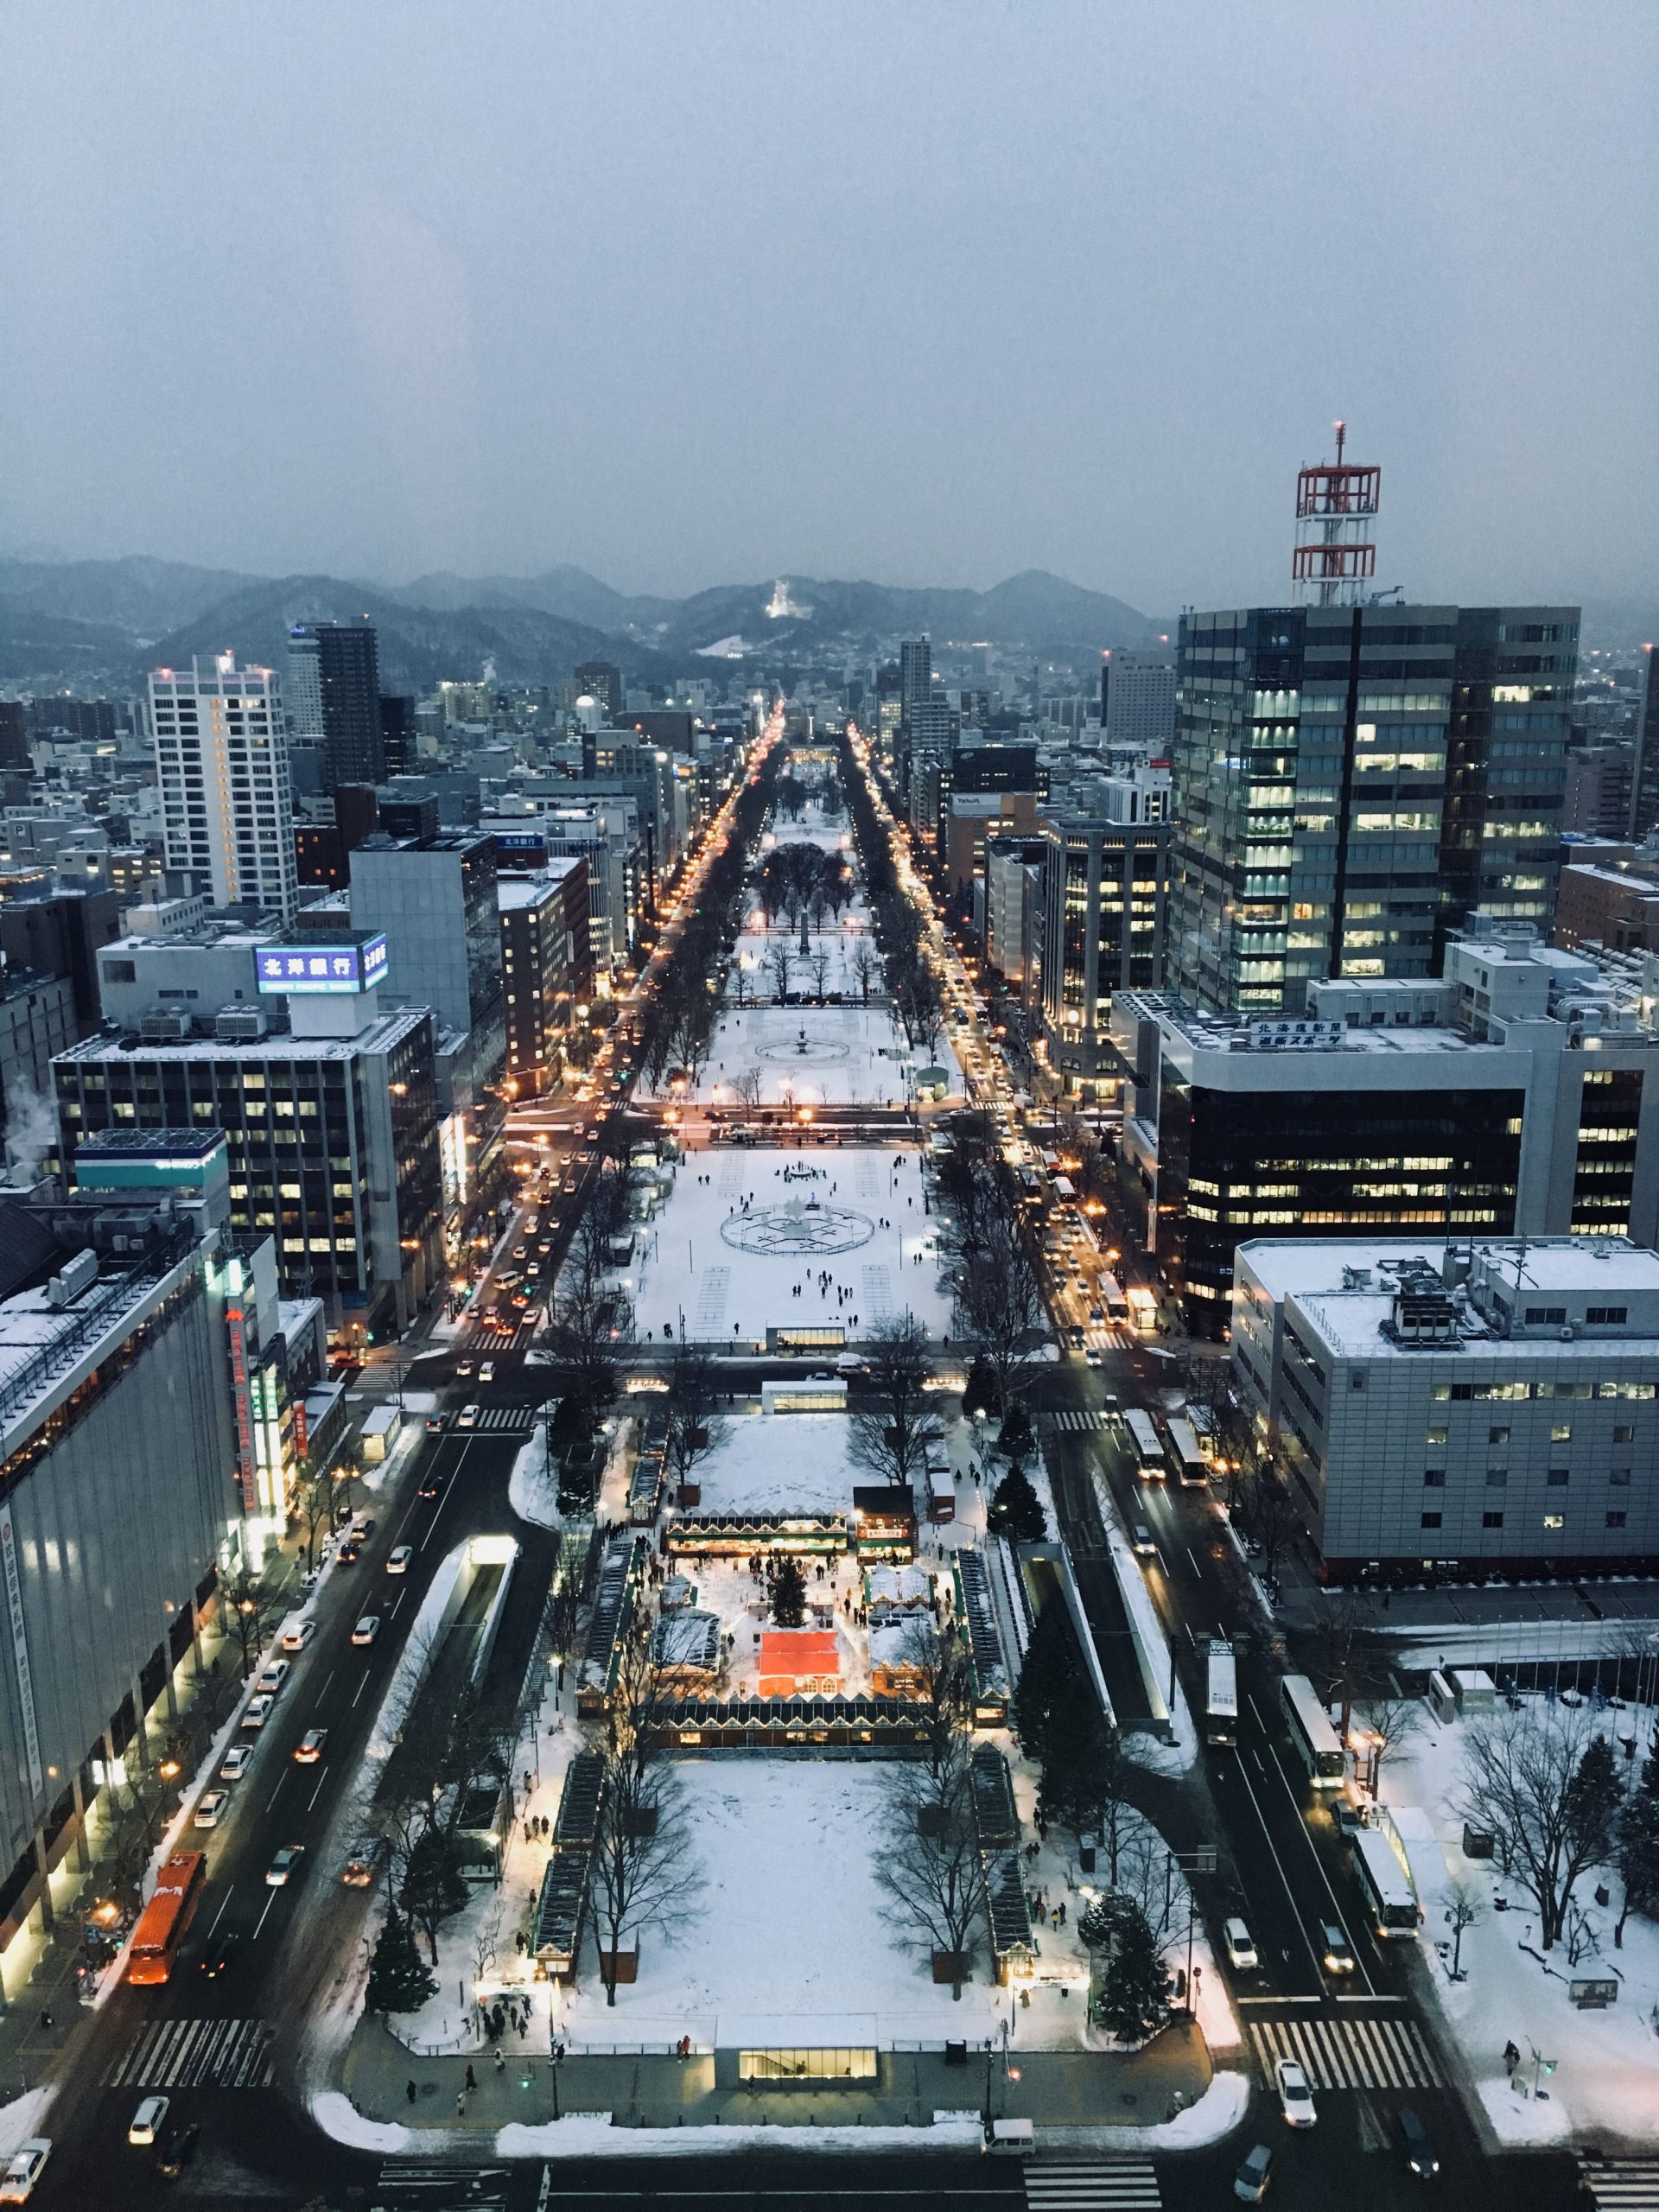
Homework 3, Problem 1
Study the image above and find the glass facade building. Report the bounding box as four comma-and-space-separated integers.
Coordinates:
1170, 604, 1579, 1016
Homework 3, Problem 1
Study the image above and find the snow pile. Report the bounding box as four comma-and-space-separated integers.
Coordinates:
0, 2088, 54, 2161
495, 2113, 983, 2158
308, 2090, 411, 2153
509, 1423, 558, 1529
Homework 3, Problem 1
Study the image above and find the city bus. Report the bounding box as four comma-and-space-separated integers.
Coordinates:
1205, 1640, 1238, 1746
1099, 1274, 1129, 1323
125, 1851, 207, 1986
1353, 1825, 1421, 1940
1122, 1408, 1164, 1478
1164, 1416, 1208, 1486
1280, 1675, 1347, 1787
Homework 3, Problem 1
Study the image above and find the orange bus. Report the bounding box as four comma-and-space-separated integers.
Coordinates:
125, 1851, 207, 1986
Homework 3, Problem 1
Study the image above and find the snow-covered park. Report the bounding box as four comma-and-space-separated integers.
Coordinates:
695, 1003, 957, 1109
1376, 1695, 1659, 2147
621, 1145, 957, 1346
553, 1761, 1014, 2050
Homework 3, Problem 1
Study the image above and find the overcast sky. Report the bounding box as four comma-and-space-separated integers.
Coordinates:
2, 2, 1654, 613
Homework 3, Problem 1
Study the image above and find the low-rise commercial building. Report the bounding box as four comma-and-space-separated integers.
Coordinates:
1232, 1236, 1659, 1578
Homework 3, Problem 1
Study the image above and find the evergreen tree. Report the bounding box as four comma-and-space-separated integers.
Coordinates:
988, 1466, 1046, 1543
962, 1357, 1001, 1421
772, 1557, 807, 1627
365, 1909, 437, 2016
1038, 1703, 1127, 1872
999, 1404, 1034, 1458
1014, 1602, 1079, 1769
1091, 1897, 1171, 2044
1617, 1747, 1659, 1944
1569, 1732, 1624, 1865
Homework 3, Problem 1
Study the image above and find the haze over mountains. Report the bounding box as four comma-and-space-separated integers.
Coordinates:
0, 555, 1160, 690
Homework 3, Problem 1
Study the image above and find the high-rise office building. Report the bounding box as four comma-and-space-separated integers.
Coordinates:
378, 693, 416, 777
1099, 651, 1176, 751
149, 653, 299, 920
288, 622, 383, 790
574, 662, 623, 721
1630, 646, 1659, 842
1169, 603, 1579, 1016
899, 638, 932, 731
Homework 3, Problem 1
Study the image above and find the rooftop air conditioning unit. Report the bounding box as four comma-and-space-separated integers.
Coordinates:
139, 1008, 192, 1042
216, 1007, 269, 1042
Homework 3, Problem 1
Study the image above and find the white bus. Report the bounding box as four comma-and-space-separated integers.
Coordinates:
1100, 1274, 1129, 1323
1280, 1675, 1346, 1787
1205, 1640, 1238, 1746
1353, 1826, 1420, 1940
1165, 1416, 1207, 1486
1122, 1409, 1164, 1478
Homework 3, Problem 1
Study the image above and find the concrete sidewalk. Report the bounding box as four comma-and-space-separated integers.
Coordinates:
343, 2012, 1211, 2134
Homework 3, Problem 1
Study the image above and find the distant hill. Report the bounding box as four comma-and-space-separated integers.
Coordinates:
139, 577, 677, 694
0, 555, 260, 640
0, 553, 1158, 686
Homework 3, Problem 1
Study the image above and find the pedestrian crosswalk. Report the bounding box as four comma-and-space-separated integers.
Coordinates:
1249, 2013, 1441, 2091
105, 2015, 276, 2089
1044, 1408, 1109, 1434
377, 2159, 510, 2205
1026, 2159, 1160, 2210
1583, 2162, 1659, 2209
467, 1405, 536, 1433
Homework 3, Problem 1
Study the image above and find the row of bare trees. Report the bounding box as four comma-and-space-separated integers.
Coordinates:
932, 1111, 1049, 1416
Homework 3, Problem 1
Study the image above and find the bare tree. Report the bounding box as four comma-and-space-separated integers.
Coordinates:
849, 1312, 933, 1491
732, 959, 753, 1010
893, 1612, 975, 1786
1458, 1705, 1623, 1949
732, 1065, 765, 1111
874, 1742, 984, 1998
664, 1344, 725, 1491
1355, 1692, 1427, 1794
221, 1566, 285, 1679
588, 1621, 705, 2005
1445, 1878, 1484, 1979
1236, 1451, 1300, 1586
766, 942, 793, 1006
950, 1213, 1048, 1411
294, 1459, 337, 1574
805, 947, 831, 1000
1307, 1588, 1391, 1747
850, 944, 881, 1006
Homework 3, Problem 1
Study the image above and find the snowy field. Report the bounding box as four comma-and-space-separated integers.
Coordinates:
557, 1761, 1013, 2048
1377, 1699, 1659, 2146
621, 1147, 956, 1346
690, 1412, 861, 1514
695, 1003, 956, 1109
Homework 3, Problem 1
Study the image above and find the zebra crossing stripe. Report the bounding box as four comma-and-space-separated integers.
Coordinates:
1025, 2162, 1160, 2210
1583, 2162, 1659, 2209
1249, 2016, 1439, 2093
105, 2016, 275, 2090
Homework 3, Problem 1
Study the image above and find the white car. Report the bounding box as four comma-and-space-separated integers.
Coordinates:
192, 1790, 229, 1829
387, 1545, 413, 1573
127, 2096, 168, 2145
479, 1361, 496, 1384
240, 1694, 274, 1730
280, 1619, 316, 1653
0, 2142, 49, 2202
1224, 1916, 1257, 1971
265, 1845, 304, 1887
219, 1744, 252, 1781
457, 1403, 480, 1429
1275, 2056, 1317, 2128
351, 1616, 381, 1646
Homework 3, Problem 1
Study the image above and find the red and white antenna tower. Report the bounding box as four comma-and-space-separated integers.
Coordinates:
1293, 421, 1381, 607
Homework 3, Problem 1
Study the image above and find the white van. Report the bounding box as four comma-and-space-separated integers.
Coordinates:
254, 1658, 291, 1697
